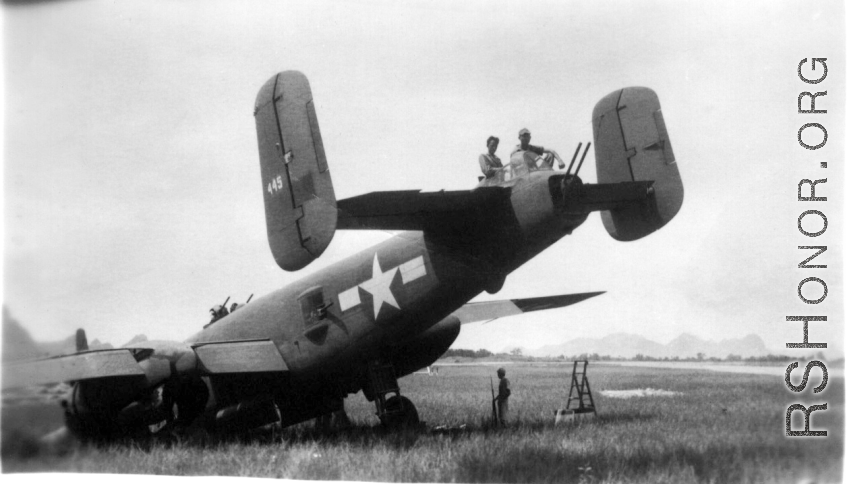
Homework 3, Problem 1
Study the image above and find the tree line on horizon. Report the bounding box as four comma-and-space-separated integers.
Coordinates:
441, 348, 827, 363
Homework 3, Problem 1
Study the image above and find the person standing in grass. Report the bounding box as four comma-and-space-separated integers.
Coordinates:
496, 367, 511, 425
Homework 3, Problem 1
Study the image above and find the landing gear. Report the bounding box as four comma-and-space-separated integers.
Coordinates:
382, 395, 419, 428
366, 360, 420, 429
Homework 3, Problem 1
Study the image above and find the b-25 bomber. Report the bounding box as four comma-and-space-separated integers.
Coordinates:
4, 71, 683, 440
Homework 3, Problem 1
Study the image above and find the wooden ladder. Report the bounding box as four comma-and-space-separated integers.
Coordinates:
565, 360, 596, 414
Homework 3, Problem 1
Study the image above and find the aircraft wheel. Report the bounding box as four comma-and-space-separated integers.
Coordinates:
381, 395, 419, 429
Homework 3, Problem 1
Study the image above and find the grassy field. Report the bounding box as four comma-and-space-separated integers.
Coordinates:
2, 362, 843, 483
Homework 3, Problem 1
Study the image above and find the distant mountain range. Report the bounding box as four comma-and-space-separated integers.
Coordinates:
2, 308, 118, 362
0, 307, 813, 363
528, 332, 772, 359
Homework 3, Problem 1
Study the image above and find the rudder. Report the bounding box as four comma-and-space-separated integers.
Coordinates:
255, 71, 337, 271
592, 87, 683, 241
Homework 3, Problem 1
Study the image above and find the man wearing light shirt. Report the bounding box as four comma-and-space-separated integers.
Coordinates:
511, 128, 557, 173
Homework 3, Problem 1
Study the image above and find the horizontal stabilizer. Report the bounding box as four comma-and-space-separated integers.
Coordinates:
451, 292, 604, 324
192, 340, 288, 374
1, 349, 145, 390
337, 187, 510, 232
558, 180, 654, 214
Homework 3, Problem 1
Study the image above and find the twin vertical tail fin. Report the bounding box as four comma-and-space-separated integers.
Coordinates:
255, 71, 337, 271
592, 87, 683, 241
254, 76, 681, 266
76, 328, 88, 352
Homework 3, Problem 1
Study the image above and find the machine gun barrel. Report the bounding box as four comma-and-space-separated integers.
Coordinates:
573, 142, 592, 177
245, 294, 254, 304
565, 142, 582, 176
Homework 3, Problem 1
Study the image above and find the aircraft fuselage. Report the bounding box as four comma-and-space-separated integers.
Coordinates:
187, 170, 587, 406
15, 75, 681, 439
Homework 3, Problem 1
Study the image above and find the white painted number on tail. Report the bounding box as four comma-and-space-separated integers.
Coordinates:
267, 174, 284, 196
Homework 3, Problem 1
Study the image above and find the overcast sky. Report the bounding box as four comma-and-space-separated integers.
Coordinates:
3, 1, 844, 357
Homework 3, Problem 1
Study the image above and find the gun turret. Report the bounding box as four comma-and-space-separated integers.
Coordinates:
204, 296, 232, 329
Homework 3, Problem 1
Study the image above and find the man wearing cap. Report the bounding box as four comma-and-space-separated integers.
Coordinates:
496, 367, 511, 425
479, 136, 504, 179
511, 128, 557, 173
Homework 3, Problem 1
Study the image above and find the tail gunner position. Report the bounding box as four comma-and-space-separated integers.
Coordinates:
4, 71, 683, 440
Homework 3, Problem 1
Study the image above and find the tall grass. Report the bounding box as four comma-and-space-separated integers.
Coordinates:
3, 363, 843, 483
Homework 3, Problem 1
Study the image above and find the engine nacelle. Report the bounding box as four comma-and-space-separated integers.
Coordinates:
64, 373, 210, 441
64, 378, 163, 441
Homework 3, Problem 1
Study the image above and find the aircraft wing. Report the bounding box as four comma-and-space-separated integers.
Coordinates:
336, 187, 510, 231
1, 349, 147, 389
191, 340, 289, 373
2, 339, 289, 390
450, 292, 605, 324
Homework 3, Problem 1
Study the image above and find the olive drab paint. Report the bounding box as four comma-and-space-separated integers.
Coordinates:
255, 71, 337, 271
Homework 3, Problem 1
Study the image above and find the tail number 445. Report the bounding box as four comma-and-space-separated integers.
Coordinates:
267, 174, 284, 197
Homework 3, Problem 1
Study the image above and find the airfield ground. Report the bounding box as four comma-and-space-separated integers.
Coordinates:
2, 362, 842, 483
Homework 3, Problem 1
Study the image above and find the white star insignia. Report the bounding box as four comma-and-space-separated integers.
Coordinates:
359, 253, 400, 319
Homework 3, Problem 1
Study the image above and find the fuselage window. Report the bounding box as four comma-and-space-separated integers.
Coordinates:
298, 287, 328, 327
